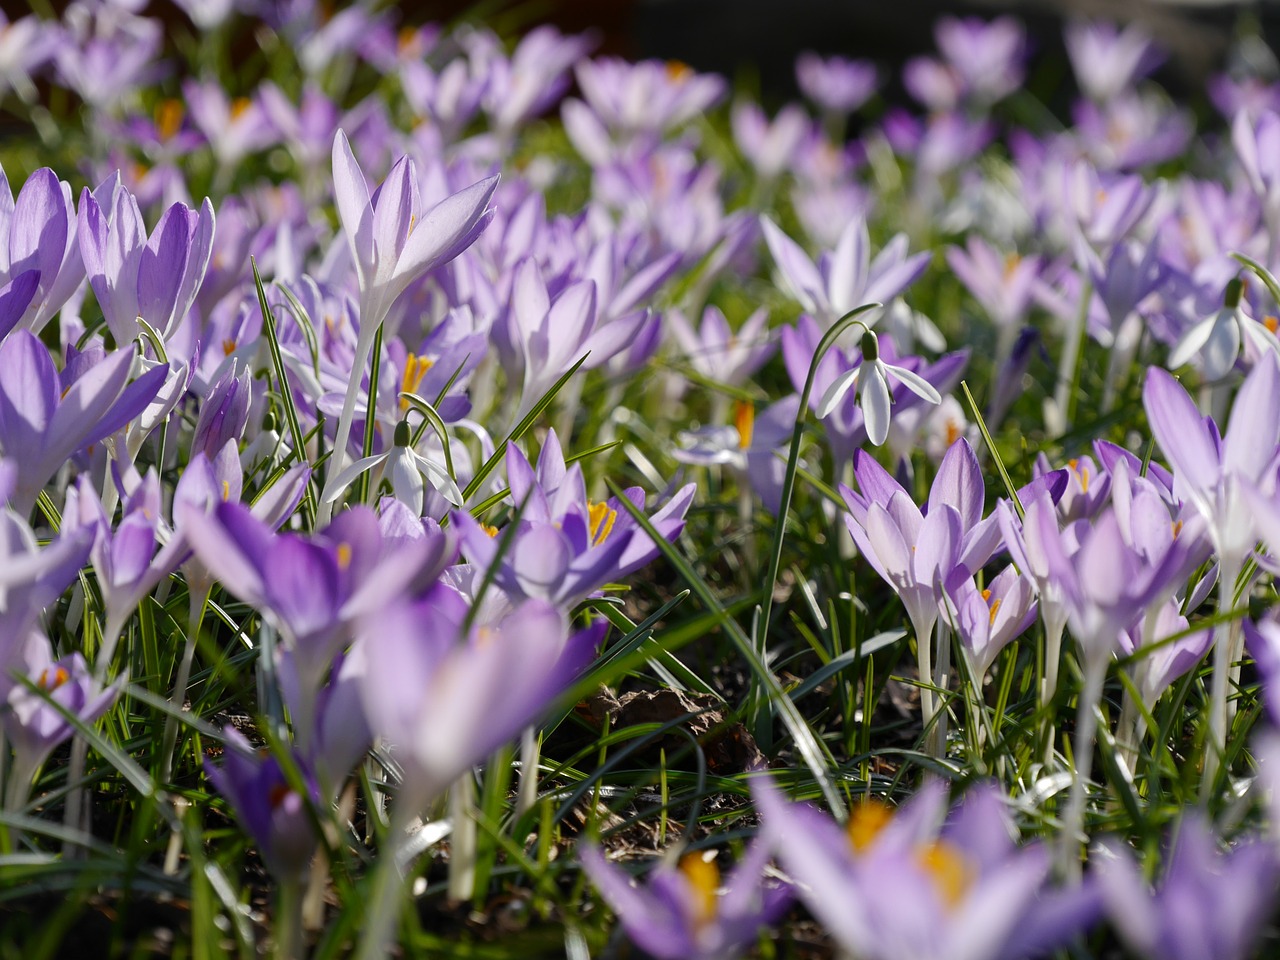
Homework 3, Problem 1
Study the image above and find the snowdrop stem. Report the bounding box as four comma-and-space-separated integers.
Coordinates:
1204, 554, 1243, 803
1060, 653, 1106, 879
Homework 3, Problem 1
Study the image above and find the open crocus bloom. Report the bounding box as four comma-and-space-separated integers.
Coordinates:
579, 840, 791, 960
753, 775, 1100, 960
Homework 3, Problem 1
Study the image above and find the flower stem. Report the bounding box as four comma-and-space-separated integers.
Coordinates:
1203, 554, 1242, 803
1060, 653, 1106, 879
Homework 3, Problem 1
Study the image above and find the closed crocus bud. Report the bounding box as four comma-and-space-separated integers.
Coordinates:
203, 728, 320, 881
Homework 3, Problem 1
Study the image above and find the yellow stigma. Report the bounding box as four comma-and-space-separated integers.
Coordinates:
156, 99, 184, 141
230, 97, 252, 121
981, 589, 1001, 624
39, 666, 70, 691
222, 338, 237, 356
916, 841, 971, 909
336, 543, 353, 570
1171, 518, 1183, 538
221, 480, 231, 501
268, 782, 293, 810
399, 354, 434, 412
482, 523, 499, 538
588, 501, 617, 546
1067, 459, 1090, 494
1266, 316, 1279, 335
1003, 252, 1021, 279
944, 417, 962, 448
734, 400, 755, 450
847, 799, 894, 852
665, 60, 693, 83
397, 25, 417, 54
679, 852, 719, 927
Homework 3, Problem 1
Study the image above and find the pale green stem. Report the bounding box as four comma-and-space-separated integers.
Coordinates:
1059, 653, 1107, 879
159, 584, 209, 785
274, 875, 304, 960
1203, 553, 1243, 803
516, 726, 539, 820
355, 819, 409, 960
447, 775, 477, 902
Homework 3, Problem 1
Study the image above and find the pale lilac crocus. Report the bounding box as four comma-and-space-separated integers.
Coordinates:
731, 101, 810, 182
946, 564, 1038, 683
322, 131, 497, 517
1065, 19, 1162, 103
753, 775, 1100, 960
0, 164, 95, 335
1, 630, 119, 810
579, 841, 791, 960
203, 727, 321, 881
0, 331, 167, 516
674, 397, 799, 513
668, 305, 775, 389
1145, 354, 1280, 790
760, 214, 929, 328
1096, 816, 1279, 960
795, 52, 878, 115
945, 237, 1041, 357
77, 183, 216, 347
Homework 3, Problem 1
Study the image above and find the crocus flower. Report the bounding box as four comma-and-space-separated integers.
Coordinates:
0, 165, 94, 335
0, 331, 167, 515
761, 214, 929, 328
674, 397, 798, 513
203, 727, 321, 881
77, 183, 216, 346
323, 131, 497, 511
753, 775, 1101, 960
358, 595, 604, 812
946, 564, 1038, 682
668, 305, 774, 387
579, 841, 791, 960
453, 434, 695, 608
731, 101, 810, 182
795, 52, 878, 115
945, 237, 1041, 338
1, 630, 119, 806
1065, 19, 1162, 103
1096, 816, 1279, 960
0, 507, 91, 639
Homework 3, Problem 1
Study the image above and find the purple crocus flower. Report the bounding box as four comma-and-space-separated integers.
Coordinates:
182, 81, 280, 168
795, 52, 878, 115
180, 500, 453, 742
946, 237, 1041, 341
1, 630, 119, 806
946, 564, 1038, 682
357, 595, 604, 811
579, 841, 791, 960
322, 131, 497, 512
731, 101, 810, 182
674, 397, 799, 513
0, 165, 96, 336
753, 775, 1101, 960
0, 331, 167, 515
571, 57, 726, 141
453, 438, 695, 609
1065, 19, 1162, 103
1096, 816, 1279, 960
78, 182, 215, 346
203, 727, 321, 881
668, 305, 774, 387
0, 508, 91, 639
761, 214, 930, 328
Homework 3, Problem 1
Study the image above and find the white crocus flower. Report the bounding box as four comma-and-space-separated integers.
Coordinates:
816, 330, 942, 445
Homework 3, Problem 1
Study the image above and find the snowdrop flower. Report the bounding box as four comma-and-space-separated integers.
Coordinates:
323, 419, 463, 516
817, 330, 941, 445
1168, 277, 1280, 380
